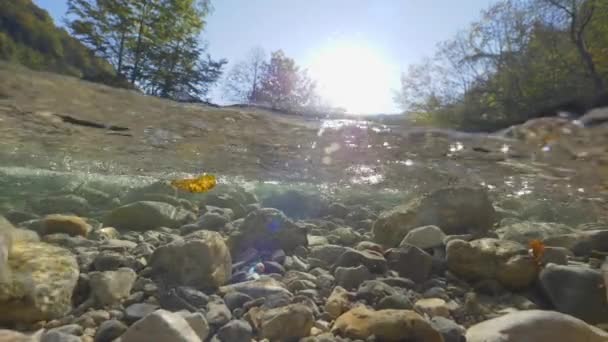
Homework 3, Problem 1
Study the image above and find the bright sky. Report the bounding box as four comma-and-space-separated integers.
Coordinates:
34, 0, 496, 114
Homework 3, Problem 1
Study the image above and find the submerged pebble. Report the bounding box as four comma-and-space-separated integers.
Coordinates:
1, 182, 607, 341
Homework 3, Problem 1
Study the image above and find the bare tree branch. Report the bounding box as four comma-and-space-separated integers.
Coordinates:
545, 0, 574, 16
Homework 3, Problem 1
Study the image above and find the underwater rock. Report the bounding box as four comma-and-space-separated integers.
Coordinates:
354, 240, 384, 253
158, 286, 209, 312
540, 264, 608, 324
309, 244, 348, 267
385, 244, 433, 283
446, 238, 537, 290
429, 316, 466, 342
327, 226, 362, 246
124, 303, 160, 324
356, 280, 399, 305
257, 303, 314, 341
544, 229, 608, 256
223, 292, 253, 311
283, 270, 318, 289
150, 230, 231, 289
0, 329, 43, 341
38, 214, 92, 237
41, 331, 80, 342
180, 212, 229, 235
206, 295, 232, 326
331, 306, 444, 341
4, 210, 38, 225
539, 246, 570, 265
414, 298, 451, 318
307, 235, 329, 247
75, 186, 113, 207
103, 201, 195, 231
177, 311, 209, 342
520, 200, 603, 227
334, 247, 387, 274
400, 225, 446, 250
88, 268, 137, 307
93, 250, 138, 271
226, 208, 308, 254
215, 319, 252, 342
376, 293, 414, 310
327, 202, 349, 219
495, 221, 575, 244
31, 194, 90, 216
94, 320, 127, 342
373, 187, 496, 247
100, 239, 138, 252
45, 324, 83, 337
120, 181, 177, 204
0, 242, 79, 324
465, 309, 608, 342
261, 189, 328, 219
262, 261, 285, 275
89, 227, 120, 241
0, 216, 14, 283
335, 265, 373, 290
218, 276, 292, 300
120, 309, 201, 342
200, 193, 249, 219
325, 286, 353, 319
42, 233, 96, 249
284, 255, 310, 272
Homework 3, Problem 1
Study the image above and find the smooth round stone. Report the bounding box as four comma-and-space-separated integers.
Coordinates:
224, 292, 253, 312
42, 331, 81, 342
94, 320, 127, 342
216, 320, 253, 342
262, 261, 285, 275
376, 294, 414, 310
47, 324, 83, 336
124, 303, 160, 324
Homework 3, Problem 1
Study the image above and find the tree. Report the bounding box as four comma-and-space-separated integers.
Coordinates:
66, 0, 133, 76
394, 0, 608, 131
222, 46, 267, 103
539, 0, 606, 93
65, 0, 226, 101
137, 0, 226, 99
257, 50, 316, 109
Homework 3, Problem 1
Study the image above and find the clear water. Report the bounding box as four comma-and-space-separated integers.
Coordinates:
2, 65, 608, 337
2, 110, 607, 224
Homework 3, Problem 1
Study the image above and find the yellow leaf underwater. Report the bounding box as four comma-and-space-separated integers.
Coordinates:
170, 174, 216, 193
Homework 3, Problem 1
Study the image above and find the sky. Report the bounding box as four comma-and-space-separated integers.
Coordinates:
33, 0, 496, 114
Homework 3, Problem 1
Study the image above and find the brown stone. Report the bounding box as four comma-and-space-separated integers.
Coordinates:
42, 214, 92, 237
332, 306, 444, 342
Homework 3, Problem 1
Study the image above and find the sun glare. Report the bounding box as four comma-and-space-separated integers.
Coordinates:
308, 41, 397, 115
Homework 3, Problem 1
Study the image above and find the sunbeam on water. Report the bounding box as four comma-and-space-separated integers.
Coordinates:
2, 1, 608, 337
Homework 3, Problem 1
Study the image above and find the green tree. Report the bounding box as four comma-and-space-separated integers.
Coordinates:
539, 0, 606, 93
66, 0, 133, 75
395, 0, 608, 131
65, 0, 226, 101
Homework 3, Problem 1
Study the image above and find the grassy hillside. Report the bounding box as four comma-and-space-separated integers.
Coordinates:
0, 0, 131, 88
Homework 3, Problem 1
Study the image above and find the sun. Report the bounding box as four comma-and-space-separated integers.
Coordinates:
308, 41, 397, 114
